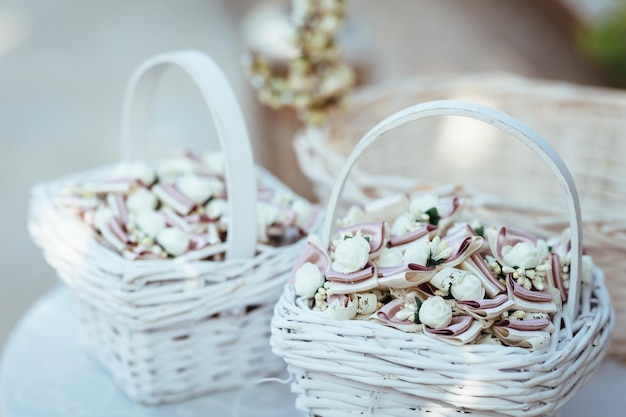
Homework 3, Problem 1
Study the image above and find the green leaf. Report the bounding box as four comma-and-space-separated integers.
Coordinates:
364, 235, 371, 242
425, 207, 440, 226
474, 225, 484, 237
413, 297, 423, 324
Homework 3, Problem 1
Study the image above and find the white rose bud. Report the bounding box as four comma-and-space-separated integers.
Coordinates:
325, 294, 358, 320
403, 240, 430, 266
124, 161, 156, 185
581, 254, 594, 284
156, 227, 190, 256
502, 240, 548, 270
294, 262, 325, 298
374, 247, 403, 267
390, 213, 419, 236
409, 194, 439, 217
450, 272, 485, 301
202, 151, 224, 175
135, 211, 166, 238
126, 188, 158, 213
206, 198, 228, 220
93, 206, 114, 231
257, 202, 280, 226
331, 235, 371, 273
175, 175, 221, 205
418, 296, 452, 329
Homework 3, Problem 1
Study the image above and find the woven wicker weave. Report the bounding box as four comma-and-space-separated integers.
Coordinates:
28, 50, 310, 404
272, 100, 614, 417
293, 73, 626, 358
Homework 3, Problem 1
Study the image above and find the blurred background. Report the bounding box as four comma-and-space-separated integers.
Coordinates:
0, 0, 624, 350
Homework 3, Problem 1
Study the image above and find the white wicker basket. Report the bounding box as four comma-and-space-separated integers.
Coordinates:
272, 100, 614, 417
28, 50, 311, 405
293, 73, 626, 359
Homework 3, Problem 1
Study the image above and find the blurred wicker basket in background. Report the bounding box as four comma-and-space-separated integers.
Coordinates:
294, 72, 626, 358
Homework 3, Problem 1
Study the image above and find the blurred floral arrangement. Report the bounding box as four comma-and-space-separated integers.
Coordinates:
243, 0, 355, 125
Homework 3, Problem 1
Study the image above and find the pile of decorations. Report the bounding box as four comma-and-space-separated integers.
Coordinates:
291, 192, 594, 350
56, 151, 318, 260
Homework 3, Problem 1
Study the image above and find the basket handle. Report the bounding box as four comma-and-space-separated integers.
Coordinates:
120, 50, 257, 260
321, 99, 582, 319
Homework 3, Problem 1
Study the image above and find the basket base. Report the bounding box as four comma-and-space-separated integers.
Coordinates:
73, 295, 286, 404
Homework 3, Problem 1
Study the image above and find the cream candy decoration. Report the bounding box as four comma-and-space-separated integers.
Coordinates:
124, 161, 156, 185
375, 247, 404, 267
294, 262, 325, 298
450, 272, 485, 301
331, 235, 371, 273
356, 292, 378, 315
126, 188, 158, 213
206, 198, 228, 220
175, 175, 221, 205
156, 227, 190, 256
418, 296, 452, 329
502, 239, 549, 270
93, 206, 114, 231
202, 151, 224, 175
403, 240, 430, 266
135, 211, 166, 238
325, 294, 358, 320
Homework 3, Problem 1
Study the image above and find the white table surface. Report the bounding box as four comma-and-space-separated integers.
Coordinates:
1, 284, 624, 417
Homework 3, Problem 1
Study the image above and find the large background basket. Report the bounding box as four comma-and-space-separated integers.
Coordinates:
294, 73, 626, 358
28, 50, 309, 405
273, 100, 614, 417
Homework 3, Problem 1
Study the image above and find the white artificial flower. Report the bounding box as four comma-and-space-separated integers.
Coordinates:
92, 206, 114, 231
390, 213, 420, 236
418, 296, 452, 329
202, 151, 224, 175
403, 240, 430, 266
156, 227, 190, 256
176, 175, 222, 204
450, 272, 485, 301
374, 247, 404, 267
135, 210, 166, 238
409, 194, 438, 218
331, 235, 371, 273
257, 201, 280, 226
325, 294, 358, 320
205, 198, 228, 220
126, 188, 158, 213
502, 239, 548, 270
294, 262, 325, 298
123, 161, 156, 185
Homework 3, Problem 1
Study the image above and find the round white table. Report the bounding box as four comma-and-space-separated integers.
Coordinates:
1, 284, 624, 416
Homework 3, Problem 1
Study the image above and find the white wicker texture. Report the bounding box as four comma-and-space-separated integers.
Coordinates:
28, 50, 308, 405
272, 100, 614, 417
293, 73, 626, 358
